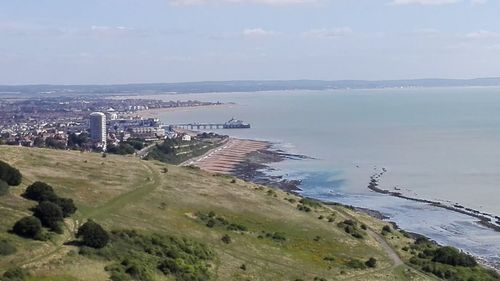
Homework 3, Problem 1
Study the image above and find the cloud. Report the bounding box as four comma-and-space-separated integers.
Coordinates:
471, 0, 487, 4
303, 27, 352, 39
390, 0, 460, 5
390, 0, 487, 5
169, 0, 319, 6
465, 30, 498, 39
243, 28, 275, 37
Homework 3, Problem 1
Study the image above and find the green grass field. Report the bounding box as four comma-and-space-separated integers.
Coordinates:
0, 146, 436, 281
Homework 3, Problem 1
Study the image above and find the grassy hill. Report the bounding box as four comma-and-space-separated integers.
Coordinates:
0, 146, 439, 281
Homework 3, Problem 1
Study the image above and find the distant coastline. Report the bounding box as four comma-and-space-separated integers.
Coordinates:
4, 77, 500, 97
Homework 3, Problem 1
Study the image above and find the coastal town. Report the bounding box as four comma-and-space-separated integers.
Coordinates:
0, 96, 225, 151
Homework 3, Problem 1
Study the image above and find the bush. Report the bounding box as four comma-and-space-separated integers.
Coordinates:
382, 225, 392, 235
89, 230, 214, 281
77, 220, 110, 249
53, 197, 77, 217
299, 198, 322, 208
107, 143, 136, 155
0, 160, 22, 186
0, 179, 9, 196
1, 267, 28, 281
23, 181, 57, 202
12, 216, 43, 240
23, 182, 77, 217
271, 232, 287, 242
297, 204, 312, 212
432, 246, 477, 267
346, 259, 366, 269
221, 234, 231, 244
33, 201, 64, 232
365, 257, 377, 268
0, 240, 16, 256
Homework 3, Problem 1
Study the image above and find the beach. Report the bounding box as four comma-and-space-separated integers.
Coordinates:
181, 138, 270, 174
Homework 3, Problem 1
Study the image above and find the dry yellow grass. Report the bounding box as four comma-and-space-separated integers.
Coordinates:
0, 146, 435, 281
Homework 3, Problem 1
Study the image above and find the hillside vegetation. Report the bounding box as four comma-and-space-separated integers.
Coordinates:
0, 146, 464, 281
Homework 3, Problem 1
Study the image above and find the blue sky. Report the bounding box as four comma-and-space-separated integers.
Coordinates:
1, 0, 499, 84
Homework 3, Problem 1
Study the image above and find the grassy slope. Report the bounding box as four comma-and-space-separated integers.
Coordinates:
0, 146, 435, 281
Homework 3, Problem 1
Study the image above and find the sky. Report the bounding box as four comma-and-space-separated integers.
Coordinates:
1, 0, 499, 84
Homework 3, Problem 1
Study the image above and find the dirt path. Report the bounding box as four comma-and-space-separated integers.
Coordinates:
367, 229, 404, 267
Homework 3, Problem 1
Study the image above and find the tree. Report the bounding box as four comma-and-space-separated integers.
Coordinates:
432, 246, 477, 267
54, 197, 77, 217
23, 181, 57, 202
0, 160, 22, 186
12, 216, 42, 239
33, 201, 64, 233
0, 179, 9, 196
77, 220, 109, 248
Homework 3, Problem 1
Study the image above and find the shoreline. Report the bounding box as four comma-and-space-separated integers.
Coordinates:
126, 103, 234, 119
183, 137, 500, 270
367, 171, 500, 233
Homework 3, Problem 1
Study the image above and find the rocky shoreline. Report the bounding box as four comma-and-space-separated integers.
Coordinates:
227, 141, 500, 270
367, 170, 500, 233
231, 147, 309, 193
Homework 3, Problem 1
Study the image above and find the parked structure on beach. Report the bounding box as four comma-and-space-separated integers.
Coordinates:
90, 112, 107, 150
223, 118, 251, 129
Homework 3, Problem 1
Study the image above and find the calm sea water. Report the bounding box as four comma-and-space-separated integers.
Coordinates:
141, 87, 500, 266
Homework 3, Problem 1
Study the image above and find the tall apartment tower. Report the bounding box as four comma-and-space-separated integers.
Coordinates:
89, 112, 107, 150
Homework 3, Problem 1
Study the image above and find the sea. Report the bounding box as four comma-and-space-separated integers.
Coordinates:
138, 87, 500, 268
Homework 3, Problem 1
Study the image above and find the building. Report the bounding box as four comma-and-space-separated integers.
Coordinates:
89, 112, 107, 149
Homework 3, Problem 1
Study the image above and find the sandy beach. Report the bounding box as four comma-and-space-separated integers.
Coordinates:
182, 138, 270, 174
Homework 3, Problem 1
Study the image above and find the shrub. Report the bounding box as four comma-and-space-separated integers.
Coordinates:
227, 223, 247, 232
365, 257, 377, 268
346, 259, 366, 269
432, 246, 477, 267
0, 240, 16, 256
382, 225, 392, 234
221, 234, 232, 244
297, 204, 312, 212
77, 220, 110, 249
0, 160, 22, 186
54, 197, 77, 217
0, 179, 9, 196
33, 201, 64, 232
23, 181, 57, 202
12, 216, 43, 240
299, 198, 322, 208
271, 232, 287, 242
23, 182, 77, 217
323, 256, 335, 262
206, 219, 216, 228
2, 267, 28, 281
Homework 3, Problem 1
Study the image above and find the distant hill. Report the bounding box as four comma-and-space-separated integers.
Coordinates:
2, 77, 500, 96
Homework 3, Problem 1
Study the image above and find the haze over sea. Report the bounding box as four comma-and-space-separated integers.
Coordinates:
144, 87, 500, 267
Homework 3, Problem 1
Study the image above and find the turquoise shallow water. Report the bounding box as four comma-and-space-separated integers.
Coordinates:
139, 87, 500, 267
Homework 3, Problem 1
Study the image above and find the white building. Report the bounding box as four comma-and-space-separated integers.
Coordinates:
89, 112, 107, 149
